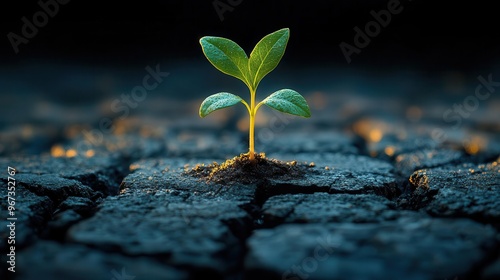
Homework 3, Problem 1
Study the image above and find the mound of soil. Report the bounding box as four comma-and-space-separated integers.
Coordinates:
186, 153, 309, 184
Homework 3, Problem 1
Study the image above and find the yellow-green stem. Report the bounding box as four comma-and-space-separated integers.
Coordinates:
249, 89, 256, 160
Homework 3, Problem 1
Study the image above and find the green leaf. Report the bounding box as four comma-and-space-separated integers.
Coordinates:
260, 89, 311, 117
249, 28, 290, 89
199, 36, 250, 86
199, 92, 244, 118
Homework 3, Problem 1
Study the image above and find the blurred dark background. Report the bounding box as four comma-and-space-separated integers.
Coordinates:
1, 0, 499, 70
1, 0, 499, 156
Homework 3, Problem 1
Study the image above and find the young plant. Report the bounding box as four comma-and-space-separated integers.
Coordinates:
199, 28, 310, 161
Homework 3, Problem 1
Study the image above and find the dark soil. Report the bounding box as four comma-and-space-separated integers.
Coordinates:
2, 62, 500, 280
185, 152, 310, 184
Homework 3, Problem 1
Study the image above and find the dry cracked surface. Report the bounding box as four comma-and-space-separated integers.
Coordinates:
1, 120, 500, 280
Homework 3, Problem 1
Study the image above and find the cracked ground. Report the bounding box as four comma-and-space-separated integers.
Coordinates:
1, 64, 500, 280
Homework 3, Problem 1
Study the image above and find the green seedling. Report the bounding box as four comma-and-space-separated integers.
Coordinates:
199, 28, 311, 161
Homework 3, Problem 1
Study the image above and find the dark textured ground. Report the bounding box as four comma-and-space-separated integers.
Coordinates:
1, 64, 500, 280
